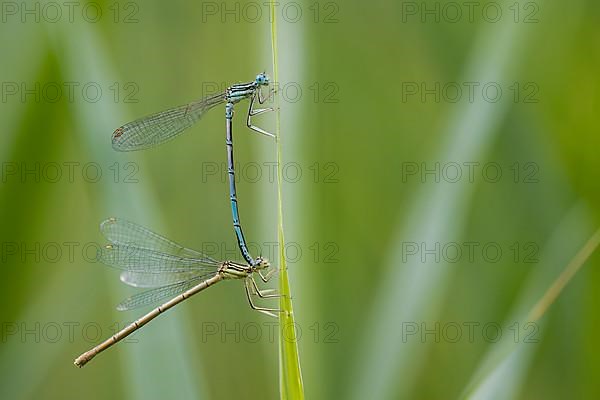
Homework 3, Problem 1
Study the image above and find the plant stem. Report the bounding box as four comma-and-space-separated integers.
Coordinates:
527, 227, 600, 322
269, 2, 305, 399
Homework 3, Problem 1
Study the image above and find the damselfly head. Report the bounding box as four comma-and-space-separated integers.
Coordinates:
255, 256, 270, 269
256, 72, 269, 86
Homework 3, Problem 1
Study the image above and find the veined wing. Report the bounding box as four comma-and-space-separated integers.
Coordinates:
111, 92, 226, 151
116, 274, 213, 311
120, 270, 206, 288
100, 217, 217, 262
100, 244, 219, 274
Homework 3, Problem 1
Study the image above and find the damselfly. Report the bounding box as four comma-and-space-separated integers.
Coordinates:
111, 73, 275, 267
73, 217, 279, 368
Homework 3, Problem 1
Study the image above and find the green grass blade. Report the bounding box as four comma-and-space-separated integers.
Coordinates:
461, 205, 600, 400
270, 1, 305, 398
348, 2, 538, 398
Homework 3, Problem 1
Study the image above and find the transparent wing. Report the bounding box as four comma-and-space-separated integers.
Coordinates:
100, 244, 219, 274
100, 217, 217, 263
116, 274, 213, 311
111, 92, 226, 151
120, 270, 206, 288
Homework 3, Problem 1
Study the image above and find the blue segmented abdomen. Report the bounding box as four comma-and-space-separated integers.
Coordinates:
225, 101, 256, 266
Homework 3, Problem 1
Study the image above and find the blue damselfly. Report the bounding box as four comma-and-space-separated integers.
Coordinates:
111, 73, 275, 267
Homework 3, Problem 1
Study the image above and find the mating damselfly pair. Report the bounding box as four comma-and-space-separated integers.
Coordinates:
74, 73, 280, 367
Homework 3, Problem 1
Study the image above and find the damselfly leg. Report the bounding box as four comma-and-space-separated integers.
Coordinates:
245, 278, 283, 318
257, 84, 277, 104
258, 264, 279, 283
247, 92, 276, 138
249, 275, 281, 298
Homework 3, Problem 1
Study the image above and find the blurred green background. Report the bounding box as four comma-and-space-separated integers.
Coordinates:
1, 0, 599, 399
